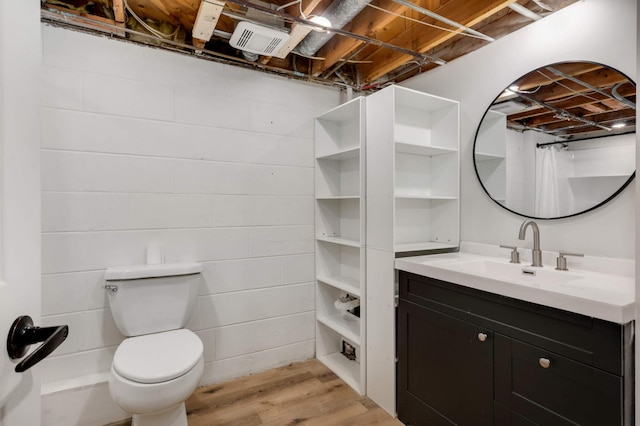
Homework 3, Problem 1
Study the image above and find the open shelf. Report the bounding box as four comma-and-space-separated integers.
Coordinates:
365, 85, 459, 416
316, 156, 361, 198
317, 314, 360, 344
395, 194, 458, 200
316, 235, 360, 247
317, 352, 362, 393
394, 241, 459, 253
316, 146, 360, 161
316, 98, 364, 158
316, 321, 363, 394
475, 152, 506, 162
317, 275, 361, 297
315, 97, 366, 397
316, 198, 361, 243
396, 141, 457, 157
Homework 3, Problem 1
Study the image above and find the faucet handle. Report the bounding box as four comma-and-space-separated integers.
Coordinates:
499, 245, 520, 264
556, 252, 584, 271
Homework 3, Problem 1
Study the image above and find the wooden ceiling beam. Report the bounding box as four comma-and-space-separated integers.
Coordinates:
516, 73, 630, 105
507, 88, 636, 123
126, 0, 198, 31
192, 0, 225, 48
113, 0, 126, 36
309, 0, 434, 76
392, 0, 579, 82
358, 0, 517, 83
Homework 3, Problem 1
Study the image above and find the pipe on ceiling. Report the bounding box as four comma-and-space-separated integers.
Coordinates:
612, 83, 637, 110
220, 0, 442, 64
508, 3, 542, 21
295, 0, 372, 57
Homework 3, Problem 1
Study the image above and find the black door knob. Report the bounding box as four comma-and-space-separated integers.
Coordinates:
6, 315, 69, 373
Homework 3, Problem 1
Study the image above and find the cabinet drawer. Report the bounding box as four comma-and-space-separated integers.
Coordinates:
399, 271, 628, 375
495, 335, 623, 426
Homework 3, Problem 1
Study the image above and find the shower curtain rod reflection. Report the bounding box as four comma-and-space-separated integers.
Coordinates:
536, 140, 572, 148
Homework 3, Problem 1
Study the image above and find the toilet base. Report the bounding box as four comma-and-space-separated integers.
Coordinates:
132, 402, 187, 426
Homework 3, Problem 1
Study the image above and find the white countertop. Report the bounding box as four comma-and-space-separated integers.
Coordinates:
395, 250, 635, 324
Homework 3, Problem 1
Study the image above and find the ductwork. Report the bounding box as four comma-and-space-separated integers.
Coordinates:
295, 0, 372, 57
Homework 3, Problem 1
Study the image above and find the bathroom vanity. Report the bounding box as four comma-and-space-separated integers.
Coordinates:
395, 252, 634, 426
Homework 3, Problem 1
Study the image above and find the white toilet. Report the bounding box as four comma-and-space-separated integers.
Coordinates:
104, 262, 204, 426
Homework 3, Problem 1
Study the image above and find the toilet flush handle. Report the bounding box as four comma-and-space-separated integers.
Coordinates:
103, 284, 119, 292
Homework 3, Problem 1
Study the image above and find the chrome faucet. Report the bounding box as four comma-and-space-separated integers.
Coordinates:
518, 220, 543, 267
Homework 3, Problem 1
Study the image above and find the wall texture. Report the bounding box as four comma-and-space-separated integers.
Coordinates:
404, 0, 637, 259
39, 24, 339, 400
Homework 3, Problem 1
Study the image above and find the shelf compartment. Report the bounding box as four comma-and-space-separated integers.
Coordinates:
393, 89, 459, 150
475, 154, 506, 201
317, 280, 361, 342
316, 323, 363, 394
475, 110, 507, 158
317, 314, 360, 344
395, 151, 458, 199
316, 240, 362, 284
316, 198, 361, 243
315, 97, 364, 158
395, 198, 458, 248
316, 156, 361, 198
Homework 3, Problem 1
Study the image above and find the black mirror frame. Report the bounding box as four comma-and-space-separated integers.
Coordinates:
472, 60, 636, 220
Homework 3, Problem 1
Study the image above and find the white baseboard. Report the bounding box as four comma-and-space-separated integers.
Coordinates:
42, 377, 130, 426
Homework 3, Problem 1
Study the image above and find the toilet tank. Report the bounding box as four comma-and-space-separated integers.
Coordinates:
104, 262, 203, 337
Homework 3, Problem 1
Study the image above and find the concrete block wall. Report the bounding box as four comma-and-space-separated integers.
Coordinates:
39, 24, 339, 424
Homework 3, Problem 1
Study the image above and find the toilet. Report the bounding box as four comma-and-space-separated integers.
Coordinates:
104, 262, 204, 426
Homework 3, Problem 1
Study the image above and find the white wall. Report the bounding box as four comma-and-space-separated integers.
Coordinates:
39, 24, 339, 424
404, 0, 637, 259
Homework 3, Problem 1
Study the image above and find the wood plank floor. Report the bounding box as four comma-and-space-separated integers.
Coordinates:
185, 359, 404, 425
107, 359, 402, 425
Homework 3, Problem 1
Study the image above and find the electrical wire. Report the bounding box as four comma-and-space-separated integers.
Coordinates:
535, 68, 602, 104
123, 0, 180, 40
365, 3, 489, 40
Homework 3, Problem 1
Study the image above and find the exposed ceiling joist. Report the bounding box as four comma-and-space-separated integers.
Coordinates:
358, 0, 518, 83
192, 0, 225, 47
41, 0, 580, 89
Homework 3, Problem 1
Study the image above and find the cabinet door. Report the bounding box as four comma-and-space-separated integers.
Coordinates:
398, 300, 493, 426
495, 334, 623, 426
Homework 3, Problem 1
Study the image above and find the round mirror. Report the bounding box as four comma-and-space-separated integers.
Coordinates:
473, 61, 636, 219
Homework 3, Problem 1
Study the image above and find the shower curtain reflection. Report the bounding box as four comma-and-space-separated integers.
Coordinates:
534, 146, 560, 217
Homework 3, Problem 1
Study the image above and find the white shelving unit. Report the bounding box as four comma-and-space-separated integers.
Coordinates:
314, 97, 366, 395
474, 109, 507, 203
365, 85, 460, 416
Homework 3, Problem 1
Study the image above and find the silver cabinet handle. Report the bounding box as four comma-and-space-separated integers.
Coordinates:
477, 333, 488, 342
539, 357, 551, 368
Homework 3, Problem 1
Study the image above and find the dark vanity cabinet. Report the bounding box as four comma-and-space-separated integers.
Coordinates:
397, 271, 633, 426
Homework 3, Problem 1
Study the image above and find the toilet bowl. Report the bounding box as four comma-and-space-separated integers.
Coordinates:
109, 329, 204, 426
104, 261, 204, 426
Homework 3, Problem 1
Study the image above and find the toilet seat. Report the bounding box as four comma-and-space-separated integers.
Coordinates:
113, 329, 203, 384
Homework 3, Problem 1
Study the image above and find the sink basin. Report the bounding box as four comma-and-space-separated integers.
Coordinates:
443, 259, 584, 287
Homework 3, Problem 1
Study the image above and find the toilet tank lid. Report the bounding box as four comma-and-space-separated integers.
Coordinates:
105, 262, 203, 281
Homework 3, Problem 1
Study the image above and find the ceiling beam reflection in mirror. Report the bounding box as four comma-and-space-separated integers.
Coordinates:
497, 65, 636, 143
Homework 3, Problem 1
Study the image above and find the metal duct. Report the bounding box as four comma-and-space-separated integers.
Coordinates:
296, 0, 372, 57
